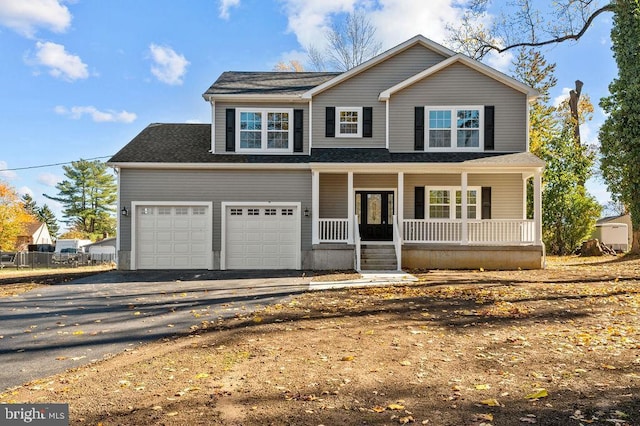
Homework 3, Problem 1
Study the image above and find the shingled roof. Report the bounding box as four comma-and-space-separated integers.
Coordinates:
203, 71, 340, 97
109, 123, 542, 167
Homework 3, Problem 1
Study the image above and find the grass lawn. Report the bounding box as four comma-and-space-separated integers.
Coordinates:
1, 256, 639, 425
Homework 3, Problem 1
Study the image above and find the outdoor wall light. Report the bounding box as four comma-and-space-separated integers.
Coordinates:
304, 207, 310, 217
121, 206, 129, 217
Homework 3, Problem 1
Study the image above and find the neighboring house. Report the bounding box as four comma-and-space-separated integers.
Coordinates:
85, 237, 117, 261
594, 214, 632, 252
109, 35, 544, 271
15, 221, 53, 251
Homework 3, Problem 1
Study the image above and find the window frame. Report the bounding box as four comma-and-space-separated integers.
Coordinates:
425, 186, 481, 220
424, 106, 484, 151
236, 108, 294, 153
335, 107, 363, 138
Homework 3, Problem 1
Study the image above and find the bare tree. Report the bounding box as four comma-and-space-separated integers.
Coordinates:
307, 9, 382, 72
447, 0, 615, 59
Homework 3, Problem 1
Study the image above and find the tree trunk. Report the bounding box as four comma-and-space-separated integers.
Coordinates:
631, 229, 640, 254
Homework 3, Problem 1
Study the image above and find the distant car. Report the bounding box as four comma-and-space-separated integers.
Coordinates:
52, 248, 80, 263
0, 252, 16, 267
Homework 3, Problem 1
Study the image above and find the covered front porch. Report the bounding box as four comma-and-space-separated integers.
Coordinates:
310, 158, 544, 270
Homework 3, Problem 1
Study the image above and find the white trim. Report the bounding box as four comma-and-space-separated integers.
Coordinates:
309, 99, 313, 152
204, 94, 306, 103
210, 99, 216, 154
236, 108, 294, 153
425, 106, 484, 151
109, 162, 310, 170
220, 201, 301, 270
347, 172, 354, 244
130, 201, 214, 271
379, 54, 538, 101
335, 107, 363, 138
312, 171, 320, 244
302, 35, 455, 99
116, 167, 121, 257
385, 99, 390, 149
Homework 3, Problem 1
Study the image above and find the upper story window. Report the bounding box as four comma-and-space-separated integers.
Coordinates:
336, 107, 362, 138
237, 108, 293, 153
426, 106, 483, 151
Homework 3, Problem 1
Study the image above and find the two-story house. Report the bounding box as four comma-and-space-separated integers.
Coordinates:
109, 35, 544, 271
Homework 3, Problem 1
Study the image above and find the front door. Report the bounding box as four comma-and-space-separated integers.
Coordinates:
356, 191, 394, 241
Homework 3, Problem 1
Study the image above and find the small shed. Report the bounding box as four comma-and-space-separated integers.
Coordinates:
593, 214, 632, 252
85, 237, 116, 262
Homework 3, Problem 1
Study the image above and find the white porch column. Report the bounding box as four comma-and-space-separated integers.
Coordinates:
312, 170, 320, 245
347, 171, 354, 244
461, 171, 468, 244
522, 174, 529, 220
397, 172, 404, 236
533, 170, 542, 244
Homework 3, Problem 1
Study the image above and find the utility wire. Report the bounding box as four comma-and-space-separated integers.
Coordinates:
0, 156, 114, 172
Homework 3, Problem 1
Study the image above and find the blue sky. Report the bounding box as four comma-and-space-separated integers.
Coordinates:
0, 0, 617, 227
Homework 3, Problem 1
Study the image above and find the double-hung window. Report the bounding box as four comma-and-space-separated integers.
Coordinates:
426, 187, 480, 220
336, 107, 362, 137
237, 108, 293, 152
426, 106, 483, 150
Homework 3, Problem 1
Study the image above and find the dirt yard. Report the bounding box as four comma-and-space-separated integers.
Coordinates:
1, 256, 639, 425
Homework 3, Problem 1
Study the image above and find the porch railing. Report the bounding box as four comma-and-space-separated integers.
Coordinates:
319, 218, 349, 243
403, 219, 535, 245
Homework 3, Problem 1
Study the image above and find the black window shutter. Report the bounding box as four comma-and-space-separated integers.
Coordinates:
481, 187, 492, 219
484, 106, 495, 151
415, 187, 425, 219
293, 109, 303, 152
363, 107, 373, 138
225, 108, 235, 152
415, 106, 425, 150
325, 107, 335, 137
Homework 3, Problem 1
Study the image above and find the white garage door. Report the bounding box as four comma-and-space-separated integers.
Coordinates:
225, 205, 299, 269
136, 205, 211, 269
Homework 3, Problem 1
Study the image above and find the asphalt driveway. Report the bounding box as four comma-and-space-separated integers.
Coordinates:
0, 270, 310, 390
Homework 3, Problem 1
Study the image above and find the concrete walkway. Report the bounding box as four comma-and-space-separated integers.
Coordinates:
309, 271, 418, 290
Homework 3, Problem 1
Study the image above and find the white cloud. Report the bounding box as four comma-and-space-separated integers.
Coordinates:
0, 0, 71, 37
55, 105, 137, 123
483, 49, 513, 74
37, 173, 61, 187
0, 160, 17, 180
278, 0, 465, 55
17, 186, 33, 196
219, 0, 240, 19
185, 119, 203, 124
148, 44, 189, 85
553, 87, 572, 108
33, 41, 88, 81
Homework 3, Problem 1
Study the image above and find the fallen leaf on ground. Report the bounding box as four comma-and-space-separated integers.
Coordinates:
480, 398, 501, 407
525, 388, 548, 399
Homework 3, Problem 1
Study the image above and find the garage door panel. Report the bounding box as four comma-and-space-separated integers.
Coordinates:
225, 205, 299, 270
136, 205, 210, 270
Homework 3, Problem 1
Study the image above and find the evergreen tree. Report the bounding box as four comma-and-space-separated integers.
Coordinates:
599, 0, 640, 253
38, 204, 60, 238
44, 159, 117, 240
21, 194, 38, 216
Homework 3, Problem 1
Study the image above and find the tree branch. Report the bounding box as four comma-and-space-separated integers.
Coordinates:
478, 3, 615, 57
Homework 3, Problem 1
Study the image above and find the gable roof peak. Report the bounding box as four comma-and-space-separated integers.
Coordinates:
302, 34, 455, 99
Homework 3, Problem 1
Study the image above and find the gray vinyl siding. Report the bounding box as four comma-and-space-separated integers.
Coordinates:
403, 173, 524, 219
119, 168, 312, 251
319, 174, 347, 218
354, 174, 398, 188
313, 44, 447, 149
213, 101, 310, 154
389, 62, 527, 152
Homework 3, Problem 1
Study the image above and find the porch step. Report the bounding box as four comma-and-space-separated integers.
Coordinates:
360, 245, 398, 271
